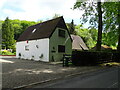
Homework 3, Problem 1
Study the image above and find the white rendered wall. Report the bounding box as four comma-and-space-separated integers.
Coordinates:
16, 38, 49, 62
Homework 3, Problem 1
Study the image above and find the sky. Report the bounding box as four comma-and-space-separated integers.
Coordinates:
0, 0, 88, 26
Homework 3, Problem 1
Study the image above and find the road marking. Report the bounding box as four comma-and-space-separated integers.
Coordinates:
108, 82, 118, 88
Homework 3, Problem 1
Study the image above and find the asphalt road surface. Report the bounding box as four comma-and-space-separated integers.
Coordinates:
33, 66, 120, 88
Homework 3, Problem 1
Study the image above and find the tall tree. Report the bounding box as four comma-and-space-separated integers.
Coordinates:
11, 19, 22, 40
102, 2, 120, 49
73, 1, 103, 51
69, 19, 75, 34
117, 1, 120, 51
0, 20, 3, 49
73, 1, 120, 50
96, 1, 103, 51
2, 17, 15, 49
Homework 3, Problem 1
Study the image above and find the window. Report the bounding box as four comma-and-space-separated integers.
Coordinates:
58, 45, 65, 53
32, 29, 36, 33
25, 45, 29, 51
58, 29, 65, 38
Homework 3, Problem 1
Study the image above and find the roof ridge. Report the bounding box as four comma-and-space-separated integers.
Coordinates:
32, 16, 63, 26
45, 16, 63, 22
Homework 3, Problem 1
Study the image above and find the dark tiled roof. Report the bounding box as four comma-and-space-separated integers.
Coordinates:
17, 16, 68, 42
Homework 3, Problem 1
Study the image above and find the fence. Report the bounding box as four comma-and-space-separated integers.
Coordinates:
63, 54, 72, 67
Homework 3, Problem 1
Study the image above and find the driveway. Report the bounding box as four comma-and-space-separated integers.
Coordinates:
1, 56, 106, 88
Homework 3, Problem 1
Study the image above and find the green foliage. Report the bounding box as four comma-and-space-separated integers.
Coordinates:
102, 2, 120, 49
89, 28, 98, 41
102, 31, 118, 47
73, 2, 98, 27
0, 51, 2, 55
102, 2, 118, 33
1, 17, 42, 50
74, 1, 103, 51
73, 1, 103, 51
1, 50, 15, 55
0, 20, 3, 50
11, 19, 37, 40
11, 19, 22, 40
73, 1, 120, 49
75, 25, 97, 49
2, 17, 15, 49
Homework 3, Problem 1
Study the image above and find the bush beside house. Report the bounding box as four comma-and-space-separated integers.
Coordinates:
0, 50, 16, 55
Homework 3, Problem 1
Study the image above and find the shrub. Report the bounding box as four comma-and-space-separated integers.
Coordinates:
1, 50, 15, 55
14, 52, 16, 55
72, 50, 112, 66
112, 51, 120, 62
0, 51, 2, 55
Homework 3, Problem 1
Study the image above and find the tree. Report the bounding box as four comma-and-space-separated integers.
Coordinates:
102, 31, 118, 48
11, 19, 22, 40
67, 20, 76, 34
69, 19, 75, 34
73, 1, 120, 50
73, 1, 103, 51
73, 2, 98, 28
2, 17, 15, 49
102, 2, 120, 50
0, 20, 3, 49
96, 1, 103, 51
75, 24, 97, 48
89, 27, 98, 42
11, 19, 37, 40
117, 1, 120, 51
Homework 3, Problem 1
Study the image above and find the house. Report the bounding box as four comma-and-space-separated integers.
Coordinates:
16, 16, 72, 62
71, 34, 89, 51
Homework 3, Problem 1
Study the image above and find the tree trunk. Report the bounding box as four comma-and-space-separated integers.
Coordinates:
96, 1, 102, 51
117, 1, 120, 52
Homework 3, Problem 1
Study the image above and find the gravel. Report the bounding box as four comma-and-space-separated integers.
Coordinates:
1, 56, 105, 88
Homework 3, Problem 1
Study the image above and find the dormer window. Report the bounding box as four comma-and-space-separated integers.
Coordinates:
32, 29, 36, 33
58, 29, 65, 38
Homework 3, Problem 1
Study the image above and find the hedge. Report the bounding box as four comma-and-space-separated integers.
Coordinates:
72, 50, 115, 66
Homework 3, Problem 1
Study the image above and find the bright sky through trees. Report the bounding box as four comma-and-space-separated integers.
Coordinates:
0, 0, 89, 26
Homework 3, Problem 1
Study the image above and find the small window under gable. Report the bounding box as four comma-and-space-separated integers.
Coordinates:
58, 29, 65, 38
25, 45, 29, 51
32, 28, 36, 33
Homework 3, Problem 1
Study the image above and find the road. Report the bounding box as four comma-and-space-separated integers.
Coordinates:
33, 66, 119, 88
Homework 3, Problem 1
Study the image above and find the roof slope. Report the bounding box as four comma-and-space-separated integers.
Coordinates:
92, 45, 112, 50
71, 35, 89, 50
17, 16, 68, 42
